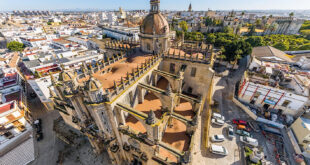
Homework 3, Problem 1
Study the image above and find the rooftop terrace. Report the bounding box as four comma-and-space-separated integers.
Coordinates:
162, 118, 190, 152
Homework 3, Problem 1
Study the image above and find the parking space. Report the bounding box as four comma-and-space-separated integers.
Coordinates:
206, 121, 241, 165
205, 74, 278, 165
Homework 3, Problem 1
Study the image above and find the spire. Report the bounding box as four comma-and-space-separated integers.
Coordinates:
188, 3, 192, 12
150, 0, 160, 13
146, 110, 156, 125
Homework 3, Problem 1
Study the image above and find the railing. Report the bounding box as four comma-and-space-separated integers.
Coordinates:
104, 54, 162, 102
163, 50, 211, 64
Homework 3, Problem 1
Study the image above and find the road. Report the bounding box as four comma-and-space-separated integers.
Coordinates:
27, 92, 111, 165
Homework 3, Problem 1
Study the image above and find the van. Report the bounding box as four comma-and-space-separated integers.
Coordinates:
240, 136, 258, 147
210, 144, 228, 156
212, 113, 225, 120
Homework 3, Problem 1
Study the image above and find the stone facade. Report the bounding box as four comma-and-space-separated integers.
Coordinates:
50, 1, 217, 165
264, 17, 304, 35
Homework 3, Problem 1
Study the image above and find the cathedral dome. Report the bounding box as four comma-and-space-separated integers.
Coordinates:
141, 13, 169, 35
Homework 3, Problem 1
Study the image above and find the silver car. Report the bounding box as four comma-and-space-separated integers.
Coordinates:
211, 134, 225, 142
227, 125, 234, 139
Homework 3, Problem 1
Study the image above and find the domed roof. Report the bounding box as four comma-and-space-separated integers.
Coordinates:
58, 71, 74, 82
85, 77, 102, 91
140, 13, 169, 35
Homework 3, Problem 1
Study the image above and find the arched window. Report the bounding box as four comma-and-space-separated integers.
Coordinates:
147, 43, 151, 51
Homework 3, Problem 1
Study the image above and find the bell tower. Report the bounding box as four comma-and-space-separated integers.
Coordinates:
150, 0, 160, 13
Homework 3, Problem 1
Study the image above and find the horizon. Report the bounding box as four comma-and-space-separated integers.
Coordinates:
0, 0, 310, 12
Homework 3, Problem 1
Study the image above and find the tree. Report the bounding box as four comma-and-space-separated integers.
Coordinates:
179, 21, 188, 32
273, 41, 289, 51
171, 18, 178, 30
289, 12, 294, 17
245, 36, 264, 47
255, 19, 262, 27
223, 40, 252, 61
270, 23, 278, 32
248, 25, 256, 36
7, 41, 24, 52
223, 26, 233, 34
205, 17, 214, 26
299, 43, 310, 50
205, 33, 216, 44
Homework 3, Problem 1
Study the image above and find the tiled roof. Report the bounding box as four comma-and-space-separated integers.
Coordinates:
252, 46, 293, 63
1, 138, 35, 165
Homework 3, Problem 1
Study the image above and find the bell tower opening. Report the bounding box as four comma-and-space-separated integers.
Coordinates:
150, 0, 160, 13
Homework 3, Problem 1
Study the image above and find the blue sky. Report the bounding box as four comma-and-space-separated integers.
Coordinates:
0, 0, 310, 11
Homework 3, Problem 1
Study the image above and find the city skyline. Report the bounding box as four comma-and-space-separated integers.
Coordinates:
1, 0, 310, 11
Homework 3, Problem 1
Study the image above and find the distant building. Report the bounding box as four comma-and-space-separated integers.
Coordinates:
188, 3, 192, 12
264, 17, 304, 35
101, 26, 139, 41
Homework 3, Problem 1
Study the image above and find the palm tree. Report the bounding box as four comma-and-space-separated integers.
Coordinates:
289, 12, 294, 18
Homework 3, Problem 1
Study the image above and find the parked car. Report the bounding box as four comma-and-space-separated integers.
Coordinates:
210, 144, 228, 156
240, 136, 258, 147
36, 132, 43, 141
34, 119, 42, 126
237, 124, 251, 132
33, 119, 42, 133
212, 118, 225, 126
235, 130, 252, 137
212, 113, 225, 121
227, 125, 234, 139
211, 135, 225, 142
233, 119, 247, 125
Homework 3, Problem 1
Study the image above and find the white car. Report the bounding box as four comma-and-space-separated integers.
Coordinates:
210, 144, 228, 156
227, 125, 234, 139
212, 113, 225, 120
240, 136, 258, 147
211, 118, 225, 126
211, 135, 225, 142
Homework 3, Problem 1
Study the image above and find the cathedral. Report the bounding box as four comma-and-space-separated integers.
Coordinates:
50, 0, 217, 164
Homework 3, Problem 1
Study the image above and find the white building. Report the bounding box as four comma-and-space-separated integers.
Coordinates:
22, 50, 104, 110
0, 101, 35, 165
107, 13, 117, 25
238, 71, 310, 116
102, 26, 139, 41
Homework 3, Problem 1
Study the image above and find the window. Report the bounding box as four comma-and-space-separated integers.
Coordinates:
170, 63, 175, 73
253, 92, 261, 99
180, 64, 187, 71
190, 67, 196, 77
187, 87, 193, 94
282, 100, 291, 107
